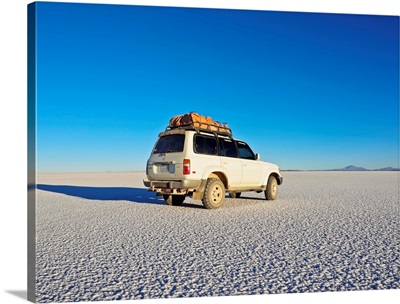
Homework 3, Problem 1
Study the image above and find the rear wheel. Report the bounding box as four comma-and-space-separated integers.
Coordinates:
202, 178, 225, 209
229, 192, 241, 198
265, 176, 278, 200
163, 194, 185, 206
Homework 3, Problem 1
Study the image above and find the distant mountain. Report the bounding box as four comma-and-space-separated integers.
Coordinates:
373, 167, 400, 171
332, 165, 368, 171
282, 165, 399, 172
332, 165, 400, 171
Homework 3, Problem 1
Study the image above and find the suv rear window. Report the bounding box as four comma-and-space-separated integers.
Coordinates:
194, 135, 217, 155
153, 134, 185, 154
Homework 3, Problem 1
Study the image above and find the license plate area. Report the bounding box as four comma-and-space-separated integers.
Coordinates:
157, 164, 175, 174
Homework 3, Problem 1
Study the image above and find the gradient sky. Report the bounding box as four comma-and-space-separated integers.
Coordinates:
34, 2, 399, 172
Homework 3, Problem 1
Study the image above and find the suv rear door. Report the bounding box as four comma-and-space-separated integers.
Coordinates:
218, 136, 242, 186
147, 133, 185, 180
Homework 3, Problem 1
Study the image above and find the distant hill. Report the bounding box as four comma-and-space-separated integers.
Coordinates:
373, 167, 400, 171
332, 165, 399, 171
332, 165, 368, 171
282, 165, 400, 172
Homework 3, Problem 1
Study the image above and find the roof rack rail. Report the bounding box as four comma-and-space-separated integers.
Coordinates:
165, 123, 232, 136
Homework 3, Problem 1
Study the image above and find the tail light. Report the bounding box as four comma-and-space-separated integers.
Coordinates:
183, 159, 190, 175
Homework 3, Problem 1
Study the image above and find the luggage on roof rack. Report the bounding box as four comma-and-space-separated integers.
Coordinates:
168, 112, 232, 135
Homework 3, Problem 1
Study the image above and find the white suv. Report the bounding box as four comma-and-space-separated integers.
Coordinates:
143, 127, 283, 209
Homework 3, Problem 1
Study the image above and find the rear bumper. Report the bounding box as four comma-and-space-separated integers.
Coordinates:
143, 179, 203, 194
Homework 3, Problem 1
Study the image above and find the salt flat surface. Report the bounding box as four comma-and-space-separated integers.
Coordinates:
35, 172, 399, 302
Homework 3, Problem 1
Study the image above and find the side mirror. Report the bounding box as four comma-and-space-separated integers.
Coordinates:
255, 153, 260, 160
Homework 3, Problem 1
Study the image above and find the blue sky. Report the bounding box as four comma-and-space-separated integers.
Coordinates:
34, 2, 399, 171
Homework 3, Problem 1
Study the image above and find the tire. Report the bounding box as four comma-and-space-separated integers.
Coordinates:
229, 192, 241, 199
265, 175, 278, 200
163, 194, 185, 206
202, 178, 226, 209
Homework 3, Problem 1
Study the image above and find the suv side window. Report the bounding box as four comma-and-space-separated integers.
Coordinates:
194, 135, 218, 155
219, 137, 238, 158
237, 141, 256, 160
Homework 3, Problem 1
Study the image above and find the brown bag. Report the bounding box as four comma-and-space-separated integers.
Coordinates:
169, 112, 231, 134
170, 112, 217, 127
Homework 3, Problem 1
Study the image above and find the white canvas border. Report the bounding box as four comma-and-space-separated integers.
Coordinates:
0, 1, 399, 304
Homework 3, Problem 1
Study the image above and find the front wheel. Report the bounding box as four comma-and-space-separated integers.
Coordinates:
163, 194, 185, 206
265, 176, 278, 200
202, 178, 225, 209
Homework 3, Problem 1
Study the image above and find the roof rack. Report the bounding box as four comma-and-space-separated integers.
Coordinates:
165, 122, 232, 136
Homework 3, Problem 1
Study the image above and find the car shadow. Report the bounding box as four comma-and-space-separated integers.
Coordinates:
231, 195, 266, 201
178, 202, 205, 209
37, 184, 166, 205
